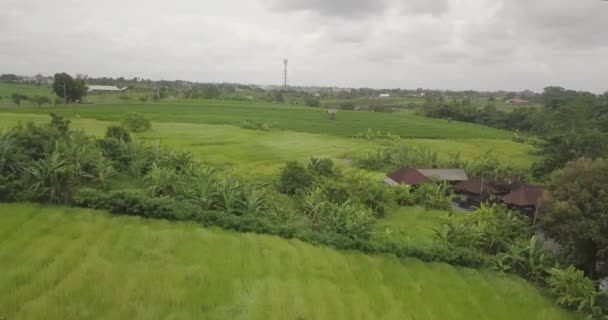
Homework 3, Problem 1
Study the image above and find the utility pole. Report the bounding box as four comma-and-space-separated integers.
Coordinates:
63, 79, 68, 105
283, 59, 288, 90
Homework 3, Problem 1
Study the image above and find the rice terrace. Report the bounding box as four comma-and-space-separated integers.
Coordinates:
2, 1, 608, 319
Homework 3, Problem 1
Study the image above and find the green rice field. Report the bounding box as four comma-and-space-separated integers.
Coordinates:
0, 112, 536, 177
0, 100, 513, 139
0, 203, 580, 320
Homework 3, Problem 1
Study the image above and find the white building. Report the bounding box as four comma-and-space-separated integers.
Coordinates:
87, 85, 127, 92
379, 93, 390, 98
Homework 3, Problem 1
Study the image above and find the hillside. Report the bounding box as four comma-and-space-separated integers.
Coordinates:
0, 203, 579, 320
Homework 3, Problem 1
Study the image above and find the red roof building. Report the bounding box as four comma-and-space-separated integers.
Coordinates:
454, 176, 497, 195
498, 185, 545, 207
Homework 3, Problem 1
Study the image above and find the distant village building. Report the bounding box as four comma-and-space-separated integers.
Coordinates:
506, 97, 529, 105
379, 93, 391, 98
87, 85, 127, 93
384, 168, 468, 186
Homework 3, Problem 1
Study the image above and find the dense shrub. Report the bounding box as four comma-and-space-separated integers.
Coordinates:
494, 236, 553, 281
414, 182, 454, 211
435, 203, 530, 255
339, 102, 355, 110
321, 201, 375, 240
144, 164, 183, 197
122, 113, 151, 132
105, 125, 131, 142
308, 157, 340, 178
278, 161, 313, 195
547, 266, 601, 314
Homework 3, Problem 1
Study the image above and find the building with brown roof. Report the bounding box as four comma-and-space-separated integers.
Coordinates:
454, 176, 497, 195
499, 185, 546, 222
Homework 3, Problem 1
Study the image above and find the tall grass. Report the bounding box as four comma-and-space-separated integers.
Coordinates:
0, 203, 581, 320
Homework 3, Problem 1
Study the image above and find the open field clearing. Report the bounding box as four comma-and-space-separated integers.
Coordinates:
0, 101, 513, 139
0, 203, 579, 320
374, 207, 445, 246
0, 113, 536, 176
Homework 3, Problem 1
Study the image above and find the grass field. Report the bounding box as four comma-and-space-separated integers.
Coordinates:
0, 112, 536, 177
0, 100, 513, 139
0, 203, 579, 320
374, 207, 445, 246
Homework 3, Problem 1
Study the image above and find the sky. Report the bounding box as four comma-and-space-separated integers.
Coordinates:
1, 0, 607, 92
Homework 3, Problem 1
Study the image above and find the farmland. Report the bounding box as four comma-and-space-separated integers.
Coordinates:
0, 111, 536, 178
0, 203, 579, 320
0, 83, 564, 319
1, 100, 513, 139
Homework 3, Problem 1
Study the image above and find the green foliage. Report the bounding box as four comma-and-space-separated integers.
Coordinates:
121, 112, 151, 132
238, 184, 269, 216
52, 72, 87, 103
267, 197, 302, 225
547, 266, 601, 315
278, 161, 313, 195
540, 157, 608, 279
307, 157, 339, 178
94, 157, 116, 190
23, 152, 73, 203
435, 204, 530, 255
321, 201, 375, 240
495, 236, 553, 281
305, 96, 321, 107
144, 164, 183, 197
105, 125, 131, 142
339, 102, 355, 110
532, 130, 608, 178
186, 165, 219, 210
11, 92, 28, 105
29, 95, 51, 107
358, 142, 441, 171
392, 184, 417, 206
214, 176, 243, 215
414, 182, 454, 211
239, 119, 272, 131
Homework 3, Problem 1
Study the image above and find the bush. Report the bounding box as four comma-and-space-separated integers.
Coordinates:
138, 96, 149, 103
122, 113, 151, 132
11, 93, 28, 105
278, 161, 313, 195
144, 164, 183, 197
305, 97, 321, 107
547, 265, 601, 315
105, 125, 131, 142
239, 120, 272, 131
414, 182, 454, 211
495, 236, 553, 281
321, 201, 375, 240
339, 102, 355, 110
308, 157, 339, 178
30, 95, 51, 107
436, 203, 530, 255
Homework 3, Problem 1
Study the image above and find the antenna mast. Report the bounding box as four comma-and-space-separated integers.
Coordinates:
283, 59, 288, 90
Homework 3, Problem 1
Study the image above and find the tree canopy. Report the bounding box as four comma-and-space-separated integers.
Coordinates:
540, 157, 608, 279
52, 73, 87, 103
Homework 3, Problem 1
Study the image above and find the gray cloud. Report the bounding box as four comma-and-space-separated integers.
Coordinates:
0, 0, 607, 92
271, 0, 390, 18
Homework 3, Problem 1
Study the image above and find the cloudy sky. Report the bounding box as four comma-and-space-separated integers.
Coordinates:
1, 0, 607, 92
